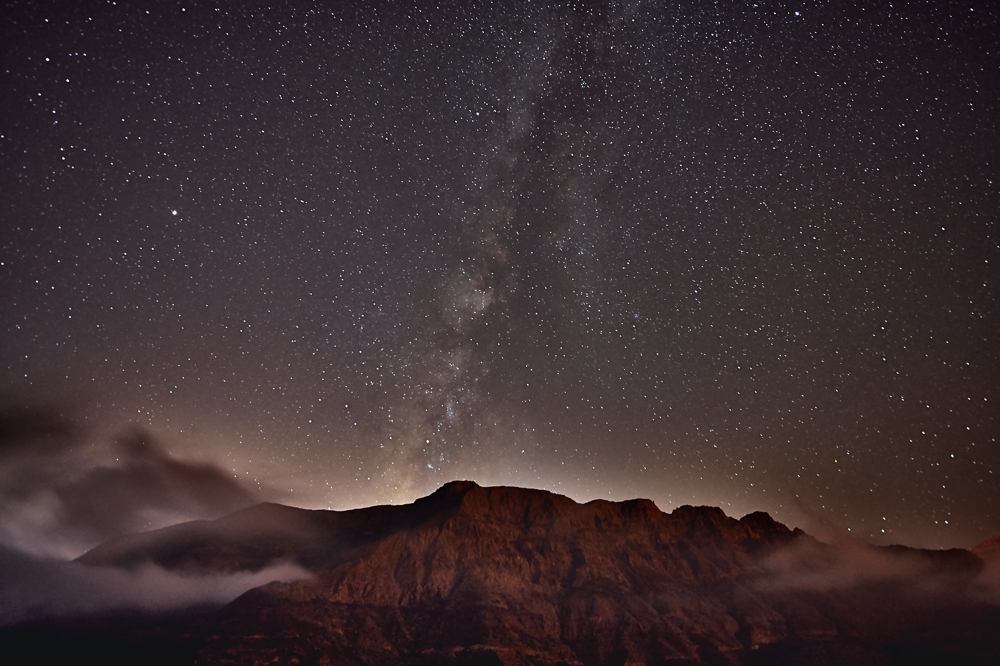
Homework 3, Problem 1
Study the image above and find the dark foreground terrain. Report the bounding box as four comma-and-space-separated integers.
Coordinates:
3, 481, 999, 664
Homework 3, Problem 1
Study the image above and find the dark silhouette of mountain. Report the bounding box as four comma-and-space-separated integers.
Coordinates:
4, 481, 999, 665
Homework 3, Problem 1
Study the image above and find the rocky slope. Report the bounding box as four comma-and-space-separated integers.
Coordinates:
7, 481, 1000, 665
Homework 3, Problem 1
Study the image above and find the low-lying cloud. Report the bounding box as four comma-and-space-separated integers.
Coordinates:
0, 545, 310, 626
757, 534, 1000, 603
0, 406, 260, 558
0, 405, 308, 626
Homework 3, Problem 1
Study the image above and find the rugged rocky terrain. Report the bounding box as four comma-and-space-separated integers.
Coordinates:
4, 481, 999, 664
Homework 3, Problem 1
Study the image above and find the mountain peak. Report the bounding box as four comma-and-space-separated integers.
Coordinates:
432, 478, 481, 496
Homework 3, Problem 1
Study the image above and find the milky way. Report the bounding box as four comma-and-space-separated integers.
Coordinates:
2, 0, 997, 550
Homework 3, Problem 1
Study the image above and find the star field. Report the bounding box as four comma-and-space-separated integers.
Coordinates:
2, 0, 997, 549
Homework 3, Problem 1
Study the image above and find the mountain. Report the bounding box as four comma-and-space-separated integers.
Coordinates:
972, 536, 1000, 561
5, 481, 1000, 665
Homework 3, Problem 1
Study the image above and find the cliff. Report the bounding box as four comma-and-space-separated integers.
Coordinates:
8, 481, 1000, 665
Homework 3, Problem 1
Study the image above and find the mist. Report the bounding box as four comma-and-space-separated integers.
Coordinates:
0, 405, 312, 625
0, 406, 261, 559
757, 532, 1000, 604
0, 544, 310, 626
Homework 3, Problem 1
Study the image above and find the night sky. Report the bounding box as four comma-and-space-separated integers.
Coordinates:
2, 0, 997, 553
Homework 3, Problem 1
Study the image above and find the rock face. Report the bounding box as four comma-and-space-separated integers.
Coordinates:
12, 481, 1000, 665
202, 482, 801, 665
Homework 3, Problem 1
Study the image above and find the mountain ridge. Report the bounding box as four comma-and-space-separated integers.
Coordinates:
78, 480, 800, 578
9, 481, 999, 665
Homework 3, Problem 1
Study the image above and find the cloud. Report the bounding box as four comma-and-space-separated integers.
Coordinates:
757, 535, 1000, 602
0, 406, 260, 559
0, 406, 303, 626
0, 545, 310, 626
